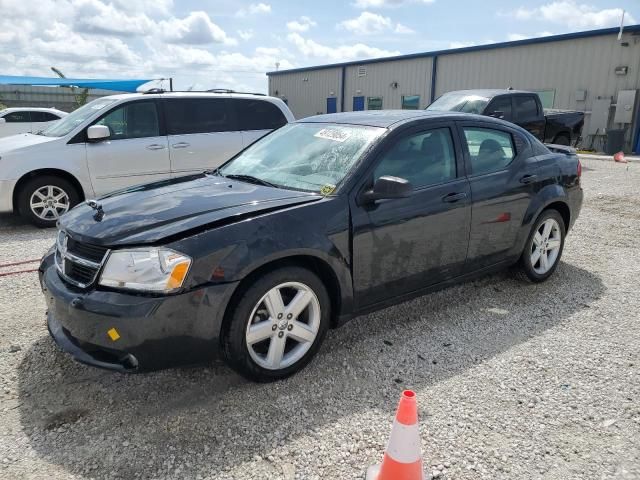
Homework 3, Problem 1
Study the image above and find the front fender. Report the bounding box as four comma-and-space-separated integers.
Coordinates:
170, 196, 353, 325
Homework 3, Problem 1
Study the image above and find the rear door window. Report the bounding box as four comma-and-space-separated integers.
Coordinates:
165, 98, 233, 135
514, 96, 539, 121
3, 111, 31, 122
486, 97, 513, 121
462, 127, 516, 175
234, 99, 287, 131
31, 111, 61, 122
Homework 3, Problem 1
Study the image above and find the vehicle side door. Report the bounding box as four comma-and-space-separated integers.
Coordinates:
0, 110, 31, 137
85, 99, 170, 196
234, 98, 288, 147
164, 97, 244, 176
513, 94, 545, 141
350, 123, 471, 309
459, 121, 540, 271
485, 95, 514, 123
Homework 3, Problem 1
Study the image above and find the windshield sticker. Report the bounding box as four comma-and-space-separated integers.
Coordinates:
320, 184, 336, 196
314, 128, 351, 143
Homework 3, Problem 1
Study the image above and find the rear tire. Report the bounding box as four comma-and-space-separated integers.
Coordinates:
553, 134, 571, 146
517, 209, 566, 283
17, 175, 80, 228
221, 266, 331, 382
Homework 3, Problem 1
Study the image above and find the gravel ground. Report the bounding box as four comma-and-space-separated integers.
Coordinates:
0, 156, 638, 480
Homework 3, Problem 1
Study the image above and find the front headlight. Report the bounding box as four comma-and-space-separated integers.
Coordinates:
99, 248, 192, 293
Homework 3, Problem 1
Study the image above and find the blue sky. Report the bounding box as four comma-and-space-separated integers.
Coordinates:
0, 0, 638, 93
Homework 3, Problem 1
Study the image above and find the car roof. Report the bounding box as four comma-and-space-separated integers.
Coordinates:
297, 110, 502, 128
0, 107, 66, 113
441, 89, 534, 99
104, 91, 280, 102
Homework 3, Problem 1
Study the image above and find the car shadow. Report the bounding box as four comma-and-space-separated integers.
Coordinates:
16, 262, 604, 479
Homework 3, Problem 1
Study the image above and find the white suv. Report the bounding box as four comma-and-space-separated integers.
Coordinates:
0, 91, 294, 227
0, 107, 67, 138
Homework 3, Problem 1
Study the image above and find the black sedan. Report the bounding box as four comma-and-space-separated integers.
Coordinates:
40, 110, 583, 381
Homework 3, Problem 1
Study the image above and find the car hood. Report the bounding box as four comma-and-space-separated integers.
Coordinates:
0, 133, 58, 153
59, 174, 322, 246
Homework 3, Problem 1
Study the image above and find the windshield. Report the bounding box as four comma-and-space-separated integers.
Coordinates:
40, 98, 118, 137
427, 93, 489, 114
219, 123, 385, 193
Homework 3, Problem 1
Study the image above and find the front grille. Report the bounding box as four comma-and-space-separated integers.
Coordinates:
55, 231, 109, 288
67, 237, 108, 263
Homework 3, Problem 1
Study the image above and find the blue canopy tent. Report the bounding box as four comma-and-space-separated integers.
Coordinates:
0, 75, 157, 92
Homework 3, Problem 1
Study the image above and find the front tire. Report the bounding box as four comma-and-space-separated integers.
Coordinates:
222, 266, 331, 382
517, 209, 566, 282
17, 175, 80, 228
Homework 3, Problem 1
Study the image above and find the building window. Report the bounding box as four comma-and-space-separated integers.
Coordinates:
402, 95, 420, 110
367, 97, 383, 110
535, 90, 555, 109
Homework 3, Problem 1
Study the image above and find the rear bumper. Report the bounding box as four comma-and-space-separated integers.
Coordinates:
40, 254, 238, 372
0, 179, 17, 213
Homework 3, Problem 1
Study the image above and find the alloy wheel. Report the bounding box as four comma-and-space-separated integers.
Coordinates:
29, 185, 70, 220
530, 218, 562, 275
245, 281, 321, 370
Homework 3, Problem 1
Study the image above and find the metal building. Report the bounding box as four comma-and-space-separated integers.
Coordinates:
0, 85, 124, 112
268, 25, 640, 152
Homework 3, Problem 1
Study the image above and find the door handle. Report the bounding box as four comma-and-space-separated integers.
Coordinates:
519, 174, 538, 184
172, 142, 190, 149
146, 144, 166, 150
442, 192, 467, 203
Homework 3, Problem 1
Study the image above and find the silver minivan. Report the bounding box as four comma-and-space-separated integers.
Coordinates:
0, 91, 294, 227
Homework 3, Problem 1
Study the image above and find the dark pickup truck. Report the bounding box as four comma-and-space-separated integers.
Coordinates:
427, 89, 584, 146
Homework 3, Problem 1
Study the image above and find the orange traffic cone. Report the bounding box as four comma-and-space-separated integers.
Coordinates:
366, 390, 425, 480
614, 151, 627, 163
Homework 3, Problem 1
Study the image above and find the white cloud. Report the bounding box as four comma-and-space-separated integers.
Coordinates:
287, 32, 399, 62
286, 16, 317, 33
339, 11, 413, 35
72, 0, 154, 36
236, 3, 271, 17
394, 23, 414, 34
507, 31, 555, 41
507, 2, 634, 29
353, 0, 434, 8
237, 29, 254, 41
159, 11, 237, 46
448, 41, 476, 49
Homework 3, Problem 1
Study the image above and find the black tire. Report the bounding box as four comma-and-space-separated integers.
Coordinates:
517, 209, 566, 283
17, 175, 80, 228
221, 266, 331, 382
553, 134, 571, 146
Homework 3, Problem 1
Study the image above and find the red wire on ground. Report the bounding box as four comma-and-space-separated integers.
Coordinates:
0, 259, 41, 268
0, 268, 39, 277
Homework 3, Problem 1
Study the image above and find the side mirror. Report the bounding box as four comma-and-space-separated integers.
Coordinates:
488, 110, 504, 119
0, 118, 6, 124
87, 125, 110, 142
360, 175, 412, 204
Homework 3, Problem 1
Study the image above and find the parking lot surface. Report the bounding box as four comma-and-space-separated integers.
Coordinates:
0, 156, 638, 480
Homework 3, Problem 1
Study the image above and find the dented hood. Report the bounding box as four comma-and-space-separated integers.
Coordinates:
58, 174, 320, 246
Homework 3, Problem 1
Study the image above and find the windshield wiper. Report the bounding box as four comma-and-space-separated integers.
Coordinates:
224, 174, 279, 188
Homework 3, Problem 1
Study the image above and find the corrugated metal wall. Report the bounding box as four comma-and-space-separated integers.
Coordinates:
0, 85, 125, 112
436, 32, 640, 139
343, 57, 433, 111
269, 29, 640, 151
268, 68, 342, 119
